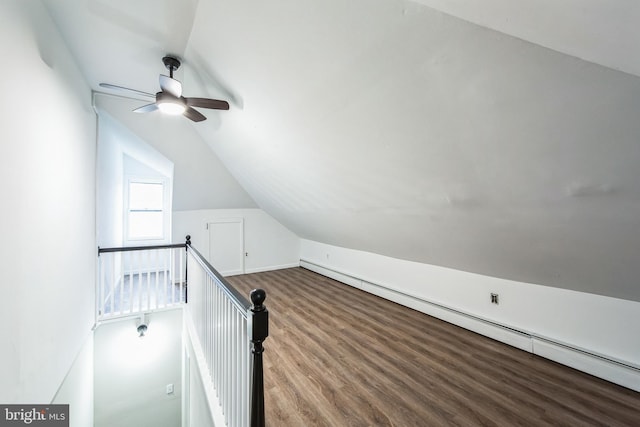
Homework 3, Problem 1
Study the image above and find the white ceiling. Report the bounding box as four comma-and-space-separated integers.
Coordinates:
44, 0, 640, 301
414, 0, 640, 78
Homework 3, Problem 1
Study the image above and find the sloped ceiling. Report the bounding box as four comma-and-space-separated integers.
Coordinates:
94, 94, 256, 210
44, 0, 640, 302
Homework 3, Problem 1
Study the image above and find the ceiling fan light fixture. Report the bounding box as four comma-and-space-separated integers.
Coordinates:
156, 91, 186, 115
157, 99, 186, 115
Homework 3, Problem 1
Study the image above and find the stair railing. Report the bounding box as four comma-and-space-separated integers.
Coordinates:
97, 236, 268, 426
97, 241, 187, 319
185, 236, 268, 427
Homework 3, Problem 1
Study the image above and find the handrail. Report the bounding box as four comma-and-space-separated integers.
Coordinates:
98, 242, 186, 254
186, 237, 251, 312
183, 235, 268, 427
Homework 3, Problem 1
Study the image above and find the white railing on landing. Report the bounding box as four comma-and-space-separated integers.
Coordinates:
97, 243, 187, 320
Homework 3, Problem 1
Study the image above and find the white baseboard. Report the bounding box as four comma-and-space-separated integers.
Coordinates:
244, 262, 300, 275
300, 259, 640, 392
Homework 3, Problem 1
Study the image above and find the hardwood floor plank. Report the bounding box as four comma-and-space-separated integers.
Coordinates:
227, 268, 640, 426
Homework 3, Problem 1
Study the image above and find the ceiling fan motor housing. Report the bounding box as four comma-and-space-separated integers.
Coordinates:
162, 56, 181, 77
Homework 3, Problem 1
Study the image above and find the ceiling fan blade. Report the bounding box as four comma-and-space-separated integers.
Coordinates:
183, 106, 206, 122
185, 97, 230, 110
133, 103, 159, 113
99, 83, 155, 99
159, 75, 182, 97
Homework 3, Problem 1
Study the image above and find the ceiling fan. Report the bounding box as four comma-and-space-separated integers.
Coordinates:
99, 56, 229, 122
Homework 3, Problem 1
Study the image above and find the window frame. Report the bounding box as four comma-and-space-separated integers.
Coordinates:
124, 176, 170, 243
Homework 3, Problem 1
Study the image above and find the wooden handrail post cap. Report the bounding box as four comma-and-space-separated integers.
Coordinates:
250, 288, 269, 344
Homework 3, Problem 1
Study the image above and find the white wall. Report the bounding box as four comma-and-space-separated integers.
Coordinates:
173, 209, 300, 274
94, 309, 183, 427
0, 0, 96, 405
300, 239, 640, 390
96, 113, 124, 248
184, 336, 217, 427
52, 333, 94, 427
96, 111, 174, 248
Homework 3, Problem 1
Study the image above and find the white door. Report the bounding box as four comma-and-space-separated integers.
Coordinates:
207, 218, 244, 276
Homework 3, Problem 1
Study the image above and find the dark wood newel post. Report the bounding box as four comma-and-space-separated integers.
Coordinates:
250, 288, 268, 427
184, 235, 191, 302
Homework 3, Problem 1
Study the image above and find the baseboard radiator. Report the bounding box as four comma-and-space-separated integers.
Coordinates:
300, 259, 640, 392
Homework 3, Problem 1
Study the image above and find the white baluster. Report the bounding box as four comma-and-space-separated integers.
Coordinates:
129, 252, 134, 313
118, 252, 124, 315
108, 254, 115, 315
99, 254, 105, 319
153, 249, 159, 310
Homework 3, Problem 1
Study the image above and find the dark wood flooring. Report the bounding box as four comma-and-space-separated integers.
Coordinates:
226, 267, 640, 426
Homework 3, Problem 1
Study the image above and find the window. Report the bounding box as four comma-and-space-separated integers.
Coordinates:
126, 180, 165, 240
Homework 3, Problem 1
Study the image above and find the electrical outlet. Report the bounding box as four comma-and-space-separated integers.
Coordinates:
166, 384, 174, 395
490, 293, 499, 304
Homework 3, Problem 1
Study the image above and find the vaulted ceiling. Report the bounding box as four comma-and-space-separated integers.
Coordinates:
44, 0, 640, 302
